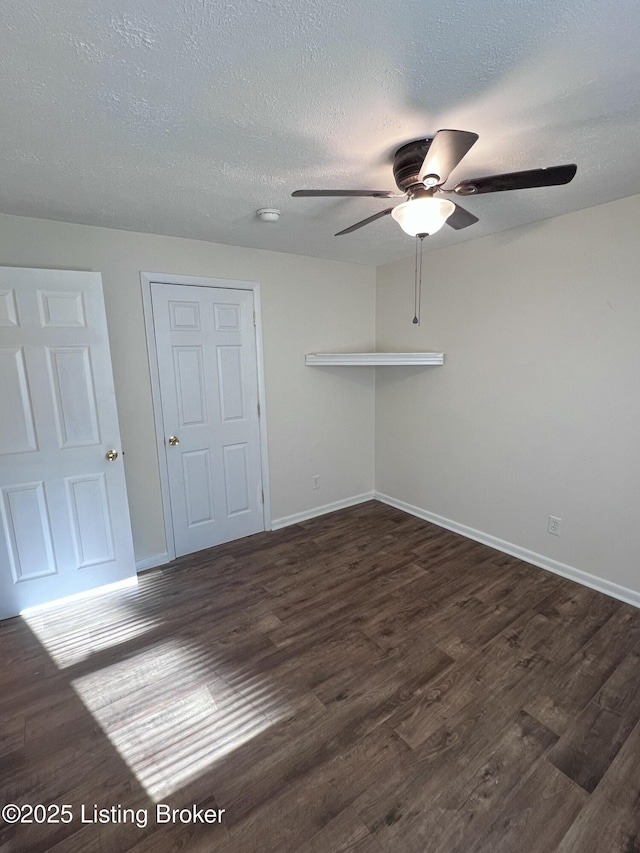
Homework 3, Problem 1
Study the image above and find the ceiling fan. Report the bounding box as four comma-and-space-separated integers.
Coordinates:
292, 130, 577, 237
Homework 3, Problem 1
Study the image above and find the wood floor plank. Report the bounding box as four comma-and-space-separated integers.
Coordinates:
547, 649, 640, 792
524, 604, 640, 734
295, 808, 383, 853
387, 634, 553, 752
353, 698, 557, 843
217, 725, 410, 853
466, 758, 587, 853
554, 717, 640, 853
363, 710, 558, 852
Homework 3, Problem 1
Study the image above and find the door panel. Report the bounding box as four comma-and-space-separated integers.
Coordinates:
169, 300, 200, 331
174, 346, 207, 426
151, 283, 263, 557
223, 443, 250, 515
217, 346, 245, 421
1, 481, 57, 581
65, 473, 115, 567
0, 289, 19, 326
182, 449, 215, 526
0, 267, 136, 619
0, 347, 38, 453
48, 346, 101, 447
213, 302, 240, 330
37, 289, 87, 327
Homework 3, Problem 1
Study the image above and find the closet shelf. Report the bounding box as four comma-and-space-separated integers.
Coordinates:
305, 352, 444, 366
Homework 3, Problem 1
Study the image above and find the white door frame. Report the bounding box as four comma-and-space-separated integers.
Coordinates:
140, 271, 271, 562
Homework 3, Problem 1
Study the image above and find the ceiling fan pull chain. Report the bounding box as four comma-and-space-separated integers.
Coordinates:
418, 233, 425, 324
413, 233, 426, 325
413, 235, 420, 324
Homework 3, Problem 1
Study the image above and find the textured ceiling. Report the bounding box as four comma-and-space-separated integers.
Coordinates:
1, 0, 639, 266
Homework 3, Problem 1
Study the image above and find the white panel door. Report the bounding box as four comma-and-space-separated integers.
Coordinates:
151, 283, 264, 557
0, 268, 136, 619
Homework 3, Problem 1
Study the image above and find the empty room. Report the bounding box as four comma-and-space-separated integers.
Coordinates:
1, 1, 640, 851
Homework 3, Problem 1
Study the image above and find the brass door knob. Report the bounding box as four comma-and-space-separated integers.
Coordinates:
168, 435, 180, 446
105, 449, 119, 461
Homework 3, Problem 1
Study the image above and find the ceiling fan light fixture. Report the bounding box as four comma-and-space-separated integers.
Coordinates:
391, 197, 455, 237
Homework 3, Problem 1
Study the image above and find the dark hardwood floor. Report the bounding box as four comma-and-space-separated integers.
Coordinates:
2, 500, 640, 852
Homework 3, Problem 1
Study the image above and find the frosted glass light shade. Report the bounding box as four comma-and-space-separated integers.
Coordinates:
391, 197, 456, 236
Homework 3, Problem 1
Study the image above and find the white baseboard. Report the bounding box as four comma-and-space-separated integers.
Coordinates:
136, 552, 170, 573
375, 492, 640, 610
271, 492, 375, 531
20, 576, 139, 616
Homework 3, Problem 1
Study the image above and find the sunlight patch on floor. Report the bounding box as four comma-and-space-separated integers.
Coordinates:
71, 639, 282, 801
23, 600, 158, 668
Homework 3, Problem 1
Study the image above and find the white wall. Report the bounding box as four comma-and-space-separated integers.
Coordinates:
0, 213, 376, 563
376, 194, 640, 598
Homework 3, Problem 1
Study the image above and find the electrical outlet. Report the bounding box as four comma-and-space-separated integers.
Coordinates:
312, 475, 320, 490
547, 515, 562, 536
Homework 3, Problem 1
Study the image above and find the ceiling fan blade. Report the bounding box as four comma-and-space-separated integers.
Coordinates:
446, 203, 479, 230
419, 129, 479, 187
335, 207, 395, 236
292, 189, 403, 198
454, 164, 577, 195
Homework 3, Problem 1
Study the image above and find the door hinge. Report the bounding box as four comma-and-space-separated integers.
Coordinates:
253, 311, 256, 327
257, 402, 261, 417
261, 489, 264, 504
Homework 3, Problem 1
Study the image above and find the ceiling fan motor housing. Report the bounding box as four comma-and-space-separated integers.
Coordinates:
392, 139, 433, 192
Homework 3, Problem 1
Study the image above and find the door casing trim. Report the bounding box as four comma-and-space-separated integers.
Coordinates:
140, 271, 271, 564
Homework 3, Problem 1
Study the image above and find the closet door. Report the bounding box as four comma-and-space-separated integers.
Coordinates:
0, 267, 135, 619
